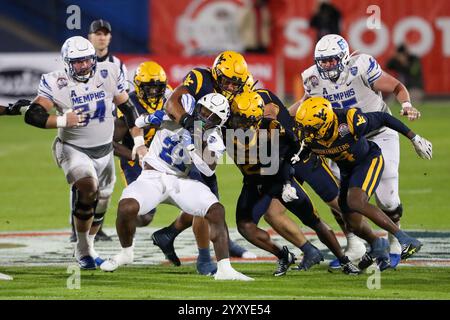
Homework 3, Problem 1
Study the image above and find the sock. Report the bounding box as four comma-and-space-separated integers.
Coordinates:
197, 247, 212, 263
299, 241, 316, 256
76, 231, 90, 257
338, 255, 350, 264
88, 235, 98, 258
121, 246, 134, 257
394, 230, 410, 244
229, 239, 246, 257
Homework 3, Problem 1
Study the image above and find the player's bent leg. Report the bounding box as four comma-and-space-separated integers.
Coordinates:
192, 216, 217, 275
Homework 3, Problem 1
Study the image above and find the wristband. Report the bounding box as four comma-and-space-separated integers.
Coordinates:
56, 115, 67, 128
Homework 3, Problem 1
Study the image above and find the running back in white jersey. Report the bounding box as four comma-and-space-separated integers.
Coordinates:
38, 61, 126, 148
143, 93, 225, 177
302, 53, 390, 114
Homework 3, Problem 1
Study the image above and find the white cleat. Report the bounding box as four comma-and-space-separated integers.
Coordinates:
345, 238, 367, 262
214, 268, 254, 281
241, 251, 258, 259
100, 250, 134, 272
0, 272, 13, 281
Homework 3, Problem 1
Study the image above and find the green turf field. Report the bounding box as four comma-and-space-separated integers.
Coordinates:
1, 102, 450, 300
1, 264, 450, 300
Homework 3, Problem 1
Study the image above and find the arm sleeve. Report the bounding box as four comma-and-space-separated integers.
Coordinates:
114, 65, 127, 96
350, 108, 411, 137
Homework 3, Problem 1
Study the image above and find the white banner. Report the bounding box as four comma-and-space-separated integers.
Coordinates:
0, 53, 62, 105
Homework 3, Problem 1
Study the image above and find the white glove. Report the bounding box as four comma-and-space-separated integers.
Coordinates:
282, 183, 299, 202
132, 136, 146, 161
206, 128, 226, 158
411, 135, 432, 160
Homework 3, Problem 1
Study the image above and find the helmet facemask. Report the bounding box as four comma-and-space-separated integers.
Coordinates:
66, 55, 96, 82
194, 104, 224, 131
215, 71, 247, 101
315, 53, 346, 81
136, 80, 167, 107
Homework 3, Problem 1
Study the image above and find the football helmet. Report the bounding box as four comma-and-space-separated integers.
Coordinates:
195, 93, 230, 129
243, 73, 256, 92
295, 97, 335, 141
314, 34, 350, 81
61, 36, 97, 82
230, 91, 264, 129
134, 61, 168, 109
211, 51, 250, 100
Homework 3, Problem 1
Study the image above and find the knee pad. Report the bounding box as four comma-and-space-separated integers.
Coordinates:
383, 204, 403, 223
72, 189, 97, 221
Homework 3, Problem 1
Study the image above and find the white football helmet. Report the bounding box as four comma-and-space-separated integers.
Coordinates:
61, 36, 97, 82
314, 34, 350, 81
195, 93, 230, 128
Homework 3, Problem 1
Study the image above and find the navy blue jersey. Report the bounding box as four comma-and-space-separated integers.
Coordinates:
182, 68, 217, 101
256, 89, 296, 135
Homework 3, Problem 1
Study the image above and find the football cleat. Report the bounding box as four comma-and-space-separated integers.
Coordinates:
94, 257, 105, 267
358, 252, 375, 270
100, 250, 134, 272
273, 246, 296, 277
229, 240, 250, 258
344, 237, 366, 262
196, 260, 217, 276
78, 256, 96, 270
376, 256, 392, 271
400, 238, 422, 260
327, 258, 341, 271
151, 228, 181, 266
341, 259, 362, 275
359, 238, 390, 271
389, 253, 401, 268
292, 245, 324, 271
214, 268, 254, 281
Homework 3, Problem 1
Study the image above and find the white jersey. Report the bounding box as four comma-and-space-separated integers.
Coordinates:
38, 61, 126, 148
302, 53, 390, 114
143, 94, 225, 177
97, 53, 129, 91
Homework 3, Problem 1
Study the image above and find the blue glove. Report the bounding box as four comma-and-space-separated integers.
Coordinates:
146, 110, 165, 126
179, 129, 194, 151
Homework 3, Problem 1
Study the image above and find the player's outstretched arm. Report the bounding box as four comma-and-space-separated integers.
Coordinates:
372, 72, 421, 121
363, 111, 432, 159
165, 85, 194, 130
24, 96, 85, 129
0, 99, 31, 116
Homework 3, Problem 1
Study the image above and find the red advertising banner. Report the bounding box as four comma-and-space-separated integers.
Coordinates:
149, 0, 450, 96
117, 54, 279, 93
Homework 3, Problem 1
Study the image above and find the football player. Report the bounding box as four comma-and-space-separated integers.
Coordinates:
294, 97, 431, 270
23, 36, 146, 270
228, 91, 361, 276
66, 19, 130, 243
100, 93, 253, 281
249, 80, 345, 271
290, 34, 422, 268
150, 51, 256, 275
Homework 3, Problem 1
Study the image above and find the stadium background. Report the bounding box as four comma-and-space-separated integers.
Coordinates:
0, 0, 450, 300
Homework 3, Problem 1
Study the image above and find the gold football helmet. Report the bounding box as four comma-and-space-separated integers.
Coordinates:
211, 51, 250, 100
134, 61, 167, 109
230, 91, 264, 129
243, 73, 256, 92
295, 97, 335, 141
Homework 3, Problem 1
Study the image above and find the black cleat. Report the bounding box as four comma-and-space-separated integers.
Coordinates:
273, 246, 296, 277
151, 227, 181, 266
358, 252, 375, 270
340, 258, 362, 275
400, 238, 423, 260
95, 228, 112, 242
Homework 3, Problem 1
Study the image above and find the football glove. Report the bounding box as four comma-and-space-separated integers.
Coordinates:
6, 99, 31, 115
282, 183, 299, 202
135, 110, 165, 128
411, 134, 432, 159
